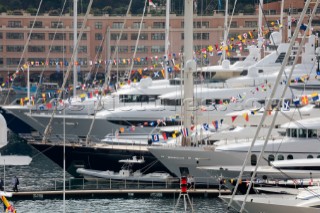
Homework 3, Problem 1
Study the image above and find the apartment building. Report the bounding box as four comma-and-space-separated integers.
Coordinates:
0, 0, 316, 83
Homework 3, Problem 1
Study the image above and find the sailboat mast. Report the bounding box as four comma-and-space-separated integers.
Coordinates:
222, 0, 228, 61
73, 0, 78, 97
258, 0, 263, 49
164, 0, 170, 79
279, 0, 284, 42
182, 0, 195, 146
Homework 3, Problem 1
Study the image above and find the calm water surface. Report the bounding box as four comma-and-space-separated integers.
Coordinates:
3, 133, 234, 212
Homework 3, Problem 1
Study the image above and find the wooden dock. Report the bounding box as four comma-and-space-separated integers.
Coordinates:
10, 189, 231, 200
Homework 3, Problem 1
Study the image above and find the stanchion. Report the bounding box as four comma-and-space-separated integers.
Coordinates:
174, 176, 194, 212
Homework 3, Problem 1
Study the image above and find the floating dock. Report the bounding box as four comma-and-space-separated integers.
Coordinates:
10, 189, 230, 200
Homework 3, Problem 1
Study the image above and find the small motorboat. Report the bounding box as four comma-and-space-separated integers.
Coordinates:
76, 156, 176, 182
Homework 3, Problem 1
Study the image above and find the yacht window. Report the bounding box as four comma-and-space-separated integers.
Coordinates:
317, 155, 320, 158
291, 129, 297, 138
277, 155, 284, 160
308, 129, 317, 138
240, 70, 248, 76
179, 167, 190, 176
287, 155, 293, 160
251, 154, 257, 166
286, 129, 290, 137
268, 154, 275, 166
307, 155, 314, 159
258, 69, 263, 73
298, 129, 307, 138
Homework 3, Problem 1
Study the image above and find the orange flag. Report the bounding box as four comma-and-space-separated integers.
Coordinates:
301, 95, 309, 105
242, 113, 249, 122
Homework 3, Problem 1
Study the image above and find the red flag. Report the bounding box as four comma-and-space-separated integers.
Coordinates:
231, 115, 237, 122
162, 132, 168, 141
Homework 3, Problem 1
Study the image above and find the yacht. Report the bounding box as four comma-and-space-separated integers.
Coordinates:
148, 117, 320, 184
220, 187, 320, 213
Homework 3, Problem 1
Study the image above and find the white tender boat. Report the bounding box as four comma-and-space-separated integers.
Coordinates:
76, 156, 176, 182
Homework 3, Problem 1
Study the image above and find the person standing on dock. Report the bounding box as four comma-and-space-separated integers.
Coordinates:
12, 176, 19, 192
0, 178, 3, 191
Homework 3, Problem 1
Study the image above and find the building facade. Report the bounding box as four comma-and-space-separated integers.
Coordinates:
0, 0, 316, 84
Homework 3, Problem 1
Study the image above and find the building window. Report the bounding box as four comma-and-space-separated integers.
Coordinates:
95, 46, 102, 53
7, 58, 22, 65
79, 46, 87, 53
230, 21, 238, 28
7, 21, 21, 28
6, 45, 24, 52
153, 22, 165, 28
28, 46, 45, 52
132, 22, 145, 29
131, 33, 148, 40
30, 21, 43, 28
29, 33, 45, 40
6, 33, 24, 39
111, 33, 127, 40
112, 22, 124, 29
95, 22, 102, 29
69, 33, 87, 40
111, 46, 129, 53
50, 46, 66, 53
151, 45, 165, 53
72, 21, 83, 29
95, 33, 102, 40
251, 154, 257, 166
194, 33, 209, 40
0, 33, 2, 39
131, 46, 148, 53
194, 21, 209, 28
244, 21, 257, 28
151, 33, 165, 40
49, 33, 66, 40
0, 46, 2, 52
51, 21, 64, 28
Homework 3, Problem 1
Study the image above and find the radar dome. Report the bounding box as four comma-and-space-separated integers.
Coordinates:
139, 77, 153, 88
0, 114, 7, 146
221, 59, 230, 69
269, 32, 282, 46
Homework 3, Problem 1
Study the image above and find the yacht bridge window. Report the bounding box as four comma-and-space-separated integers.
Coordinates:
161, 99, 181, 106
120, 95, 158, 103
286, 128, 318, 138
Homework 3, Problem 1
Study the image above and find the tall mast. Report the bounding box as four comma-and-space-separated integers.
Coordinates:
182, 0, 195, 146
222, 0, 228, 60
258, 0, 263, 49
73, 0, 78, 97
279, 0, 284, 42
164, 0, 170, 79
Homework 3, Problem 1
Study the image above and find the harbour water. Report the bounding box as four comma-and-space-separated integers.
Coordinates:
4, 133, 234, 213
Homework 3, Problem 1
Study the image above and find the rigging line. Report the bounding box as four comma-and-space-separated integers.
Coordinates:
228, 0, 312, 210
106, 0, 133, 87
237, 1, 317, 212
258, 0, 278, 56
4, 0, 44, 104
87, 30, 109, 85
42, 0, 94, 143
34, 0, 69, 97
127, 0, 149, 81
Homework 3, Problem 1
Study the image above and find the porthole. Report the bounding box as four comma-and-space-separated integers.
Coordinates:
287, 155, 293, 160
277, 155, 284, 160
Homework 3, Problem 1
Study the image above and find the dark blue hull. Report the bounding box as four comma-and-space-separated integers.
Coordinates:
0, 106, 35, 134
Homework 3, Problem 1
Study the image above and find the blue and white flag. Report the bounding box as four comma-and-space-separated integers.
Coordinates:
282, 100, 290, 111
203, 123, 209, 131
151, 134, 159, 142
